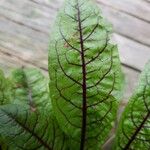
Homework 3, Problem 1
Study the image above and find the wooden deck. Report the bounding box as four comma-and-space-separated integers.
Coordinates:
0, 0, 150, 102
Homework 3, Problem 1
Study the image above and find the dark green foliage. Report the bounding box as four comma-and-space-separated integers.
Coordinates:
114, 61, 150, 150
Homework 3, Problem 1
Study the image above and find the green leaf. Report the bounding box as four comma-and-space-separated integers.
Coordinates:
0, 68, 70, 149
0, 104, 68, 150
0, 70, 12, 105
114, 61, 150, 150
48, 0, 123, 149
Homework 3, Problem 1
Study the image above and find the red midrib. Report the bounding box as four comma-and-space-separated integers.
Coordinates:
76, 1, 87, 150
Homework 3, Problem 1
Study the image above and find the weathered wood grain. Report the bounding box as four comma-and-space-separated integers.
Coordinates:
97, 0, 150, 23
30, 0, 64, 8
98, 3, 150, 47
0, 51, 47, 75
0, 0, 58, 33
2, 0, 150, 47
114, 34, 150, 71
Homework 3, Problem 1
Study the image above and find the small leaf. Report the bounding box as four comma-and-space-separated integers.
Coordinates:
114, 61, 150, 150
49, 0, 124, 149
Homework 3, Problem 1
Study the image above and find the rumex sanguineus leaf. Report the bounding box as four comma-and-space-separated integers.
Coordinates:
48, 0, 124, 149
0, 68, 69, 150
114, 61, 150, 150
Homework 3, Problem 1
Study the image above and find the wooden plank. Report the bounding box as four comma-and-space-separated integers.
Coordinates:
0, 0, 56, 33
114, 34, 150, 71
29, 0, 64, 9
0, 45, 48, 71
0, 0, 57, 70
98, 3, 150, 47
0, 51, 47, 75
97, 0, 150, 23
0, 16, 48, 67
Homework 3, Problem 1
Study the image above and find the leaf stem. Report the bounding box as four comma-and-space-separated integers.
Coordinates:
76, 1, 87, 149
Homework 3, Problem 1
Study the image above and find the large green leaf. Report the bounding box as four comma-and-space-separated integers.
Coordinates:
0, 68, 69, 150
114, 61, 150, 150
48, 0, 123, 149
0, 104, 68, 150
